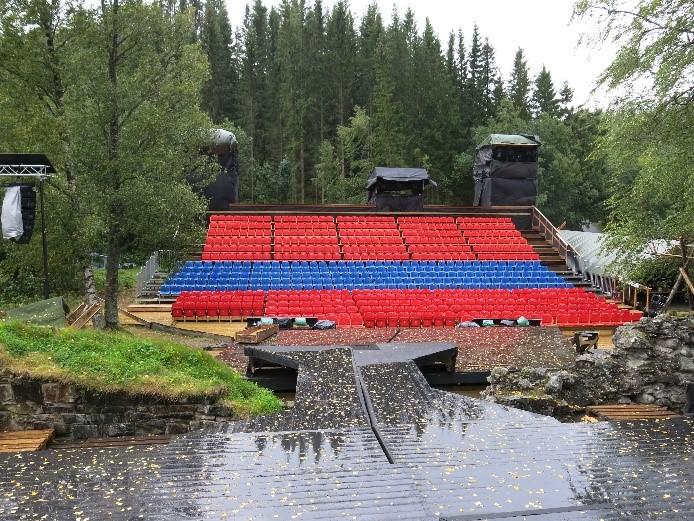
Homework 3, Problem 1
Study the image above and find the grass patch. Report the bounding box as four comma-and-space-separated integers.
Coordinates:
93, 267, 140, 293
0, 322, 282, 417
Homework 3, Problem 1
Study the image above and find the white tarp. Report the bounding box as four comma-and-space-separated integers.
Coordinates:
1, 186, 23, 239
559, 230, 676, 277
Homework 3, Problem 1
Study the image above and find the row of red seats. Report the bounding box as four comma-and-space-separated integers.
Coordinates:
206, 237, 271, 245
412, 253, 476, 260
275, 215, 334, 222
210, 215, 272, 222
463, 229, 525, 237
201, 252, 271, 261
275, 245, 339, 253
402, 231, 466, 240
172, 288, 643, 327
341, 236, 404, 244
207, 229, 271, 237
274, 229, 337, 236
467, 238, 528, 246
203, 245, 271, 252
343, 245, 408, 254
400, 216, 456, 223
408, 245, 473, 254
172, 291, 265, 318
203, 214, 537, 261
456, 217, 513, 224
336, 216, 394, 222
343, 253, 410, 260
275, 237, 338, 245
477, 253, 540, 260
405, 239, 470, 249
459, 223, 516, 230
471, 244, 536, 252
275, 254, 341, 260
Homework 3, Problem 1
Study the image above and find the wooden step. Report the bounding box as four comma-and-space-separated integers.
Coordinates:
0, 429, 54, 453
127, 304, 172, 312
586, 404, 679, 422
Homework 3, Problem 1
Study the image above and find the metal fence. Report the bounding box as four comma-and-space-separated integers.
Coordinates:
135, 250, 181, 297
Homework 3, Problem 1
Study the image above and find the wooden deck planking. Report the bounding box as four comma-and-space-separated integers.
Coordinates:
0, 429, 54, 453
586, 404, 680, 421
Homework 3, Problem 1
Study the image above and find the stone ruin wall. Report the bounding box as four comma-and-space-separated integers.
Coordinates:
0, 375, 236, 439
483, 315, 694, 417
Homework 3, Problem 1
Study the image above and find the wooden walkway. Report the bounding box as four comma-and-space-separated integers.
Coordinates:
587, 404, 680, 421
0, 429, 54, 453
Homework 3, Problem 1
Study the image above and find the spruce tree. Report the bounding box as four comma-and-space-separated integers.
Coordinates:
326, 0, 356, 128
532, 66, 559, 117
559, 81, 574, 118
464, 24, 484, 126
240, 0, 270, 160
371, 40, 406, 167
480, 38, 498, 120
355, 3, 384, 111
508, 47, 531, 120
200, 0, 236, 122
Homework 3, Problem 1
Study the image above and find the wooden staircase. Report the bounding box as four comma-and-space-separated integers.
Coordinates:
522, 230, 602, 294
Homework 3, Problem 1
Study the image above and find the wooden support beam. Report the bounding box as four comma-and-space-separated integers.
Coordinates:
680, 267, 694, 295
70, 303, 102, 330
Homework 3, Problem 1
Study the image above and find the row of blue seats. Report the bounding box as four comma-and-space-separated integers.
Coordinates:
162, 282, 569, 294
181, 260, 544, 269
167, 274, 563, 285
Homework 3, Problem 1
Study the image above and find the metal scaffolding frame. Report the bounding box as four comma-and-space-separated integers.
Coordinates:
0, 154, 56, 299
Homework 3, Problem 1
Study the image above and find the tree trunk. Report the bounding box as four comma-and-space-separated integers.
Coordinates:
83, 263, 105, 327
102, 0, 121, 328
681, 237, 692, 309
104, 238, 121, 328
299, 140, 305, 204
41, 7, 103, 325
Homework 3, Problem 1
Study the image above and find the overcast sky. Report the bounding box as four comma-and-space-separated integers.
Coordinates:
226, 0, 616, 108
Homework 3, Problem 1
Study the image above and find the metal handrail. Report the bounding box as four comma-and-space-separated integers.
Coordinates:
135, 251, 159, 297
531, 206, 578, 271
134, 250, 182, 297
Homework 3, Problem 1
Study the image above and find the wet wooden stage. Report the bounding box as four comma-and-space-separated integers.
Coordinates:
1, 342, 693, 520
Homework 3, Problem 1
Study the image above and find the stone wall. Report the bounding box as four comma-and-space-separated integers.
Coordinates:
0, 373, 237, 439
483, 315, 694, 417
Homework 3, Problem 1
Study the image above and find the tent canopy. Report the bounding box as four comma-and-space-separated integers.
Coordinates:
559, 230, 677, 277
366, 167, 436, 190
477, 134, 540, 149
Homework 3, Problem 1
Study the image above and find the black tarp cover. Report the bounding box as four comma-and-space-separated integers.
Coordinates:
194, 129, 240, 211
366, 167, 435, 190
473, 134, 540, 206
367, 167, 436, 210
374, 193, 424, 211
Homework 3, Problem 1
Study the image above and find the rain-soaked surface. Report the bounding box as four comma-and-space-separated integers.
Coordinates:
1, 342, 693, 520
218, 326, 576, 374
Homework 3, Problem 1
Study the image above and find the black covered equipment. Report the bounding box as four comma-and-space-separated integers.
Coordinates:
473, 134, 540, 206
367, 167, 436, 211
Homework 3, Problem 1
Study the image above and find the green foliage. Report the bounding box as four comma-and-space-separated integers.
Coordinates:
233, 3, 601, 210
0, 0, 213, 323
93, 268, 139, 294
532, 66, 560, 117
0, 322, 282, 415
200, 0, 238, 122
623, 257, 684, 294
472, 100, 609, 227
575, 0, 694, 274
508, 48, 532, 120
